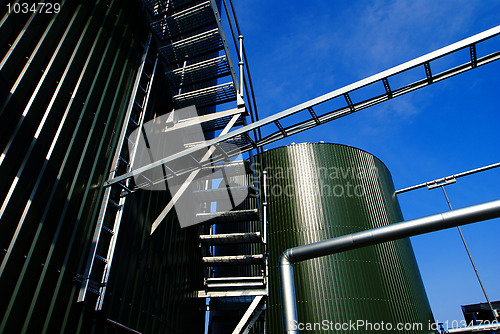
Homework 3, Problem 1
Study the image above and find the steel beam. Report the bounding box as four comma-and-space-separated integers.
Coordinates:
105, 24, 500, 187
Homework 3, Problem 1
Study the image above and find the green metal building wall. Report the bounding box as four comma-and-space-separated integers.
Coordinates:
259, 143, 435, 333
0, 1, 204, 333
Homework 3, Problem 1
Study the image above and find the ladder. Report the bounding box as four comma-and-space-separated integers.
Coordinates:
140, 0, 267, 332
196, 160, 268, 333
77, 33, 158, 310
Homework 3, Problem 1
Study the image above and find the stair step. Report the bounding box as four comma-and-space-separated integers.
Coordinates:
200, 232, 261, 245
201, 113, 245, 132
198, 160, 253, 179
173, 82, 236, 109
202, 254, 264, 266
95, 254, 108, 263
144, 0, 202, 18
197, 289, 267, 298
170, 0, 203, 12
206, 282, 265, 289
206, 276, 264, 283
205, 276, 266, 289
143, 0, 169, 18
102, 226, 114, 235
194, 185, 257, 202
167, 55, 231, 88
185, 136, 251, 151
197, 208, 259, 224
159, 28, 224, 65
151, 1, 215, 41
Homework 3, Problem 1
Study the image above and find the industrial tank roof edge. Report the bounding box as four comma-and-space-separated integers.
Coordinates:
255, 142, 392, 172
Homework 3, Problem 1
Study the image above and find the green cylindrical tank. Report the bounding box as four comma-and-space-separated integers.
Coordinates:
258, 143, 435, 333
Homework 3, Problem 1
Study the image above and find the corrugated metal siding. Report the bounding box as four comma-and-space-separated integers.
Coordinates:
258, 143, 435, 333
0, 1, 204, 333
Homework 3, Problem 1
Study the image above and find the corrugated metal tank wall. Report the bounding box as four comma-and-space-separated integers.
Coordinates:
258, 143, 435, 333
0, 1, 204, 333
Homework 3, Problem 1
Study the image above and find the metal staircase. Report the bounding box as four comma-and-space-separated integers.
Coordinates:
141, 0, 267, 332
77, 34, 158, 309
144, 0, 241, 110
196, 162, 268, 333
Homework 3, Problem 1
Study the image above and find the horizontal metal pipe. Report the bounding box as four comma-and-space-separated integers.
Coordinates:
279, 199, 500, 333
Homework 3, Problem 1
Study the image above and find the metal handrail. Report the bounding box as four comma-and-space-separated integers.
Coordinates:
220, 0, 262, 147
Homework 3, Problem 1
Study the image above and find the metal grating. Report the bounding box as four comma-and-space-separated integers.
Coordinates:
150, 1, 215, 41
201, 113, 245, 132
173, 82, 236, 108
158, 28, 224, 65
197, 208, 259, 224
166, 55, 231, 88
142, 0, 170, 18
199, 232, 262, 245
170, 0, 204, 11
193, 185, 257, 201
202, 255, 264, 266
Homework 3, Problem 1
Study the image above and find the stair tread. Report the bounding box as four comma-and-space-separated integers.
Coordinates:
201, 113, 245, 132
197, 208, 259, 224
167, 55, 231, 88
159, 28, 224, 65
206, 282, 265, 289
173, 82, 237, 109
203, 254, 264, 265
151, 1, 215, 41
194, 185, 257, 202
197, 289, 267, 298
206, 276, 265, 282
200, 232, 262, 245
198, 160, 253, 178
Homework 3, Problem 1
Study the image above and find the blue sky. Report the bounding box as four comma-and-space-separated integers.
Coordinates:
233, 0, 500, 327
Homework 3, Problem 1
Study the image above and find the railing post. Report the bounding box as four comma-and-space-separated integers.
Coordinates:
239, 34, 244, 97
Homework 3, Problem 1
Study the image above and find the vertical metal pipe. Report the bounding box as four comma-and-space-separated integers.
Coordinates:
262, 170, 268, 245
239, 35, 244, 97
279, 252, 298, 334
